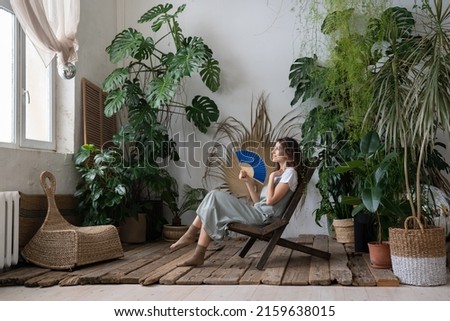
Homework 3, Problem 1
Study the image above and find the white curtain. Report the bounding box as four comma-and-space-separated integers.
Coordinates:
10, 0, 80, 69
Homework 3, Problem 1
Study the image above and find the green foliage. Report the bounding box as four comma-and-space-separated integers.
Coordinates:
289, 6, 382, 140
364, 0, 450, 220
300, 105, 358, 224
161, 184, 208, 226
74, 144, 130, 225
336, 131, 408, 241
74, 4, 222, 227
103, 3, 221, 134
74, 139, 177, 226
290, 1, 450, 230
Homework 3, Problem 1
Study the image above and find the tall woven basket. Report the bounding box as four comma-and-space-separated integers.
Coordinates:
389, 216, 447, 286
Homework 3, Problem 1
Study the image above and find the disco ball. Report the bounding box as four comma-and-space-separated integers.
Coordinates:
58, 62, 76, 80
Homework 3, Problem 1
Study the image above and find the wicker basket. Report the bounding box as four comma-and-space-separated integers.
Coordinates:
389, 216, 447, 286
162, 224, 189, 242
332, 218, 354, 244
21, 171, 124, 270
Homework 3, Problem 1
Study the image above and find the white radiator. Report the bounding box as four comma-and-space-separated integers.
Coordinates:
0, 191, 20, 270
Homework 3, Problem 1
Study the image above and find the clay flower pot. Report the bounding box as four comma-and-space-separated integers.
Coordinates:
368, 241, 391, 269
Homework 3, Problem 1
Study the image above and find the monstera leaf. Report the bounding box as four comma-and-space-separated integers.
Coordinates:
145, 75, 179, 109
185, 96, 219, 133
201, 58, 221, 92
106, 28, 154, 64
288, 55, 325, 106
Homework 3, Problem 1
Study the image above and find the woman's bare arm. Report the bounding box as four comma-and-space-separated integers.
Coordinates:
265, 169, 290, 205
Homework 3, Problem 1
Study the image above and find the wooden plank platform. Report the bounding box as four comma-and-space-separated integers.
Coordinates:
0, 235, 405, 288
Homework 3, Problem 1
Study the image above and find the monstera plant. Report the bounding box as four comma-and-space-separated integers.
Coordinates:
103, 3, 220, 226
74, 4, 221, 230
101, 2, 220, 186
102, 3, 220, 134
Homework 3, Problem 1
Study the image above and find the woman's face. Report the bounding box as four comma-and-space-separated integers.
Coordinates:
271, 142, 286, 163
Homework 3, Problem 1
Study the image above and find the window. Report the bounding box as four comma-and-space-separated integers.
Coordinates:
0, 1, 55, 151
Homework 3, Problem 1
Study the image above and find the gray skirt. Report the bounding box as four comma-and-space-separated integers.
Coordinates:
196, 190, 266, 240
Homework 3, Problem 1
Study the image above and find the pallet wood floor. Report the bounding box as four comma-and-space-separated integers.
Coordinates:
0, 235, 403, 288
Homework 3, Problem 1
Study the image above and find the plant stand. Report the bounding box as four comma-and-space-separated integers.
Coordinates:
354, 213, 375, 253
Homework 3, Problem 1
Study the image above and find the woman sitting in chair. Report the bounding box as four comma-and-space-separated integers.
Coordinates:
170, 136, 301, 266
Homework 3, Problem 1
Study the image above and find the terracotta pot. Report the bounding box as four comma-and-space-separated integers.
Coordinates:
368, 241, 392, 269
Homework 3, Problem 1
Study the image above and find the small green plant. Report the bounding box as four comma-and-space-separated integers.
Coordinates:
74, 144, 129, 225
161, 184, 208, 226
336, 131, 407, 242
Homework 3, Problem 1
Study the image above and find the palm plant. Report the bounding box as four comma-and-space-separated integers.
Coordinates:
364, 1, 450, 225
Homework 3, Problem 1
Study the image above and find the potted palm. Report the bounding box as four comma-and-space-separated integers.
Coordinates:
363, 2, 450, 285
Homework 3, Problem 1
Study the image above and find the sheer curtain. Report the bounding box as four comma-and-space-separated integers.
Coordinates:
10, 0, 80, 79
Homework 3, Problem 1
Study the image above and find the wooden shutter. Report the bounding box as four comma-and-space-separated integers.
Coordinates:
81, 78, 117, 147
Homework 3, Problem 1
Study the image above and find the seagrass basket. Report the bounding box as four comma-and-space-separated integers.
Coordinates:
332, 218, 354, 243
389, 216, 447, 286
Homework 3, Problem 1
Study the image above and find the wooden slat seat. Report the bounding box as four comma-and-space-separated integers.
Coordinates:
228, 167, 331, 270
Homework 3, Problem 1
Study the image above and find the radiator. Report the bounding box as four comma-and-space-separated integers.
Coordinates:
0, 191, 20, 270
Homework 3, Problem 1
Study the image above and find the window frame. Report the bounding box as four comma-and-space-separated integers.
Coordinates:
0, 1, 56, 151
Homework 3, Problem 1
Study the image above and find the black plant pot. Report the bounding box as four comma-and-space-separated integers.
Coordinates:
353, 213, 375, 253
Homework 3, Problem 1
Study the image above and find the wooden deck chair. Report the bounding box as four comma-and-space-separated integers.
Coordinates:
21, 171, 124, 270
227, 166, 331, 270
